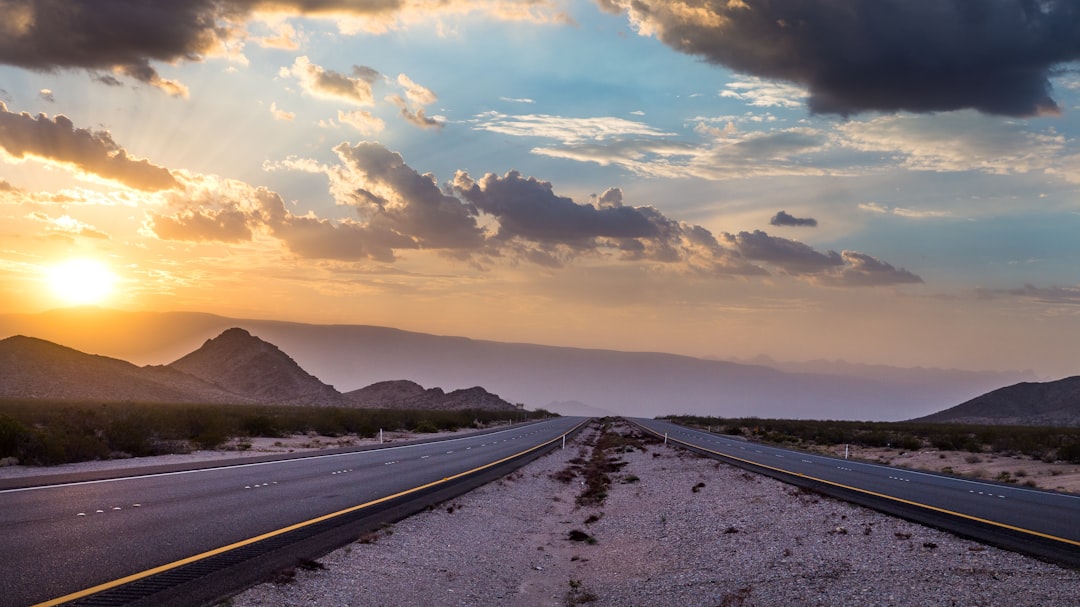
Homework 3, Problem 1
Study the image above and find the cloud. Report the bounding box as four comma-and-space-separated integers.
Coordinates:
387, 73, 442, 129
269, 102, 295, 121
0, 1, 571, 94
0, 102, 179, 190
396, 73, 436, 107
38, 88, 54, 103
607, 0, 1080, 116
819, 251, 924, 287
858, 202, 952, 219
451, 171, 768, 274
337, 109, 385, 135
0, 0, 219, 95
252, 20, 302, 50
452, 170, 661, 246
26, 211, 110, 239
838, 112, 1066, 175
724, 230, 842, 275
252, 188, 414, 262
770, 210, 817, 227
331, 142, 485, 249
283, 56, 380, 105
478, 109, 841, 179
473, 111, 675, 142
149, 208, 253, 243
154, 139, 913, 286
976, 283, 1080, 306
721, 76, 806, 108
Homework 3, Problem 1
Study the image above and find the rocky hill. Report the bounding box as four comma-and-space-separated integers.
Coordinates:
168, 328, 344, 406
1, 329, 522, 411
344, 380, 521, 412
914, 376, 1080, 427
0, 335, 252, 404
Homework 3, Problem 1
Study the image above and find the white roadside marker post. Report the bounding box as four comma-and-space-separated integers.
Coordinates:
379, 428, 383, 444
664, 433, 668, 446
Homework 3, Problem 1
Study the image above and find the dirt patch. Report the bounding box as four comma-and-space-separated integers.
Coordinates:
820, 444, 1080, 493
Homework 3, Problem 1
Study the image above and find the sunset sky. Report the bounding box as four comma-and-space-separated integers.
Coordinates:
2, 1, 1080, 379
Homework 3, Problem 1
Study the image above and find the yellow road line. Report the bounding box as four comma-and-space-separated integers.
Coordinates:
648, 426, 1080, 549
33, 420, 589, 607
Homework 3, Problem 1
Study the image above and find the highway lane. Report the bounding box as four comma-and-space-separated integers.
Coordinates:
0, 417, 586, 607
632, 418, 1080, 560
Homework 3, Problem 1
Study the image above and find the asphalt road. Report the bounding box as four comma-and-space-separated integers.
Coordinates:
0, 417, 585, 607
632, 418, 1080, 563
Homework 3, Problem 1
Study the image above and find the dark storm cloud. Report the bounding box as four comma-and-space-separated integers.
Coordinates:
770, 210, 817, 227
609, 0, 1080, 116
0, 102, 179, 190
0, 1, 400, 91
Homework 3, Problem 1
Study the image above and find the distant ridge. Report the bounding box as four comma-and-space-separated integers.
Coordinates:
168, 328, 343, 406
0, 329, 525, 412
913, 376, 1080, 427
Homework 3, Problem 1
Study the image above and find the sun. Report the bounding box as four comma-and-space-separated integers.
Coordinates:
46, 258, 118, 306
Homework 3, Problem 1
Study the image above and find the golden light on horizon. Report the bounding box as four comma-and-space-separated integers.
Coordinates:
45, 258, 118, 306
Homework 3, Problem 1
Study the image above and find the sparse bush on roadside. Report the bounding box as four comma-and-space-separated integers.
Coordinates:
565, 579, 599, 606
0, 398, 551, 466
661, 414, 1080, 463
567, 529, 597, 544
412, 419, 439, 433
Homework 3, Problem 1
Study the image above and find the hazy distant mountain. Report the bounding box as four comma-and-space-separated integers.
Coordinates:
0, 335, 252, 404
914, 376, 1080, 427
168, 328, 344, 406
731, 355, 1036, 386
0, 308, 1044, 420
343, 380, 521, 412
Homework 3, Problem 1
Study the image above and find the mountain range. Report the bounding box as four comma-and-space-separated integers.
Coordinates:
0, 307, 1047, 421
0, 327, 522, 412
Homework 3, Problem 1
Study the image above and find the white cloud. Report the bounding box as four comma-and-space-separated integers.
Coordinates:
282, 56, 378, 105
338, 109, 385, 135
269, 102, 295, 121
838, 112, 1066, 175
472, 112, 675, 143
721, 76, 807, 109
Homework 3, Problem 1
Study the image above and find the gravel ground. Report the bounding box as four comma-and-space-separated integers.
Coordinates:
228, 421, 1080, 607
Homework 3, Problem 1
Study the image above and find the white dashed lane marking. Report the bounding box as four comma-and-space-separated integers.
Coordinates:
970, 490, 1006, 499
77, 503, 142, 516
